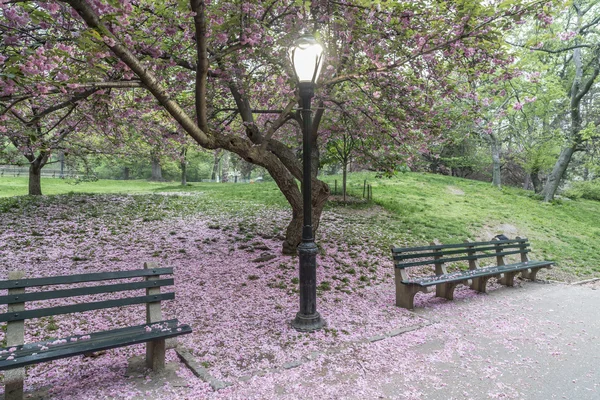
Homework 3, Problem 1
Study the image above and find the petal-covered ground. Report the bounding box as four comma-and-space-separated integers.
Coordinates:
1, 193, 598, 399
0, 193, 428, 398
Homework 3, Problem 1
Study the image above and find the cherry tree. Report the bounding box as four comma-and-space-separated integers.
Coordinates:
2, 0, 552, 252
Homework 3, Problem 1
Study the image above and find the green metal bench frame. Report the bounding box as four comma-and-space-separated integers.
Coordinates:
0, 262, 192, 400
391, 237, 554, 309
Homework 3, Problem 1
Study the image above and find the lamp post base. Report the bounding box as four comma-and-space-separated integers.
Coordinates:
291, 311, 326, 332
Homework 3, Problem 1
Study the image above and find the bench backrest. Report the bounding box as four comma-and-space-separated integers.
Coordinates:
391, 238, 530, 271
0, 265, 174, 323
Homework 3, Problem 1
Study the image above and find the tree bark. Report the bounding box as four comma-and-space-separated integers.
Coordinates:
542, 145, 576, 201
180, 162, 187, 186
28, 164, 42, 196
27, 154, 49, 196
220, 151, 230, 183
342, 154, 348, 203
240, 159, 254, 180
282, 179, 330, 255
180, 147, 187, 186
530, 169, 543, 194
211, 149, 221, 181
151, 155, 162, 181
491, 136, 502, 188
522, 173, 531, 190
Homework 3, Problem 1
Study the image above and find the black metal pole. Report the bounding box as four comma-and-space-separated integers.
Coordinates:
292, 82, 325, 332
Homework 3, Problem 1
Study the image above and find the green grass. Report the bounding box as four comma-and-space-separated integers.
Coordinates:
322, 172, 600, 280
0, 177, 288, 207
2, 173, 600, 280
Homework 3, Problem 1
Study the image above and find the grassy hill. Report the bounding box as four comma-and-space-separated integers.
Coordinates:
322, 172, 600, 281
2, 172, 598, 281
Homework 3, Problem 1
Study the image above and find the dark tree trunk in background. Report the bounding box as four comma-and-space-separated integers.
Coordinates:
220, 151, 230, 183
151, 154, 162, 181
342, 154, 348, 203
29, 164, 42, 196
523, 173, 531, 190
27, 153, 49, 196
490, 136, 502, 188
123, 167, 130, 180
531, 169, 543, 194
211, 149, 221, 181
180, 147, 187, 186
240, 159, 254, 180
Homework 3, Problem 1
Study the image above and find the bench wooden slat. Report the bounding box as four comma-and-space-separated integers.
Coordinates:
0, 278, 174, 305
392, 243, 530, 261
391, 238, 527, 253
403, 261, 554, 286
395, 249, 530, 269
0, 268, 173, 290
0, 319, 192, 370
0, 293, 175, 323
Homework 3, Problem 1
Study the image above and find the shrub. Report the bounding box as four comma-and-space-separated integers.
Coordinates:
564, 180, 600, 201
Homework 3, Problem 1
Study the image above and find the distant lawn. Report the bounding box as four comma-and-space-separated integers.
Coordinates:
0, 177, 289, 207
2, 172, 599, 280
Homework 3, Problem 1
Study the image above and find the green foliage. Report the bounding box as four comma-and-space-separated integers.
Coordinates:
563, 180, 600, 202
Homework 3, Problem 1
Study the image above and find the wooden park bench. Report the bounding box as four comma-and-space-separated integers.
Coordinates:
391, 237, 554, 309
0, 263, 192, 400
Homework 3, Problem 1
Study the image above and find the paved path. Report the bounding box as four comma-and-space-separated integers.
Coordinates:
401, 282, 600, 399
261, 281, 600, 399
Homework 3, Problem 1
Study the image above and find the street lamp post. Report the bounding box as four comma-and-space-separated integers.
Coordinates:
289, 33, 326, 332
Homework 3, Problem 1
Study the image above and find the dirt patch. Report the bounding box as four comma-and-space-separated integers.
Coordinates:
447, 186, 464, 195
477, 223, 520, 241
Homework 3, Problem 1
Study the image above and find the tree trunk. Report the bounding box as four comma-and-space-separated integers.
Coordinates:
180, 147, 187, 185
151, 155, 162, 181
123, 167, 130, 180
28, 164, 43, 196
491, 138, 501, 188
181, 162, 187, 185
282, 179, 330, 255
27, 153, 49, 196
542, 145, 576, 201
240, 159, 254, 180
522, 173, 531, 190
220, 151, 230, 183
342, 155, 348, 203
211, 149, 221, 181
530, 170, 543, 194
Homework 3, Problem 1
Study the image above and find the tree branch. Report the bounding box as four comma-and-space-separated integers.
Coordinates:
63, 0, 212, 148
190, 0, 209, 132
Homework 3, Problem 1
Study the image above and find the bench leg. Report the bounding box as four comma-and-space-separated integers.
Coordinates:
395, 284, 423, 310
5, 271, 25, 400
146, 339, 166, 371
436, 282, 458, 300
520, 268, 538, 281
4, 369, 25, 400
145, 262, 166, 372
499, 271, 517, 287
471, 276, 491, 293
